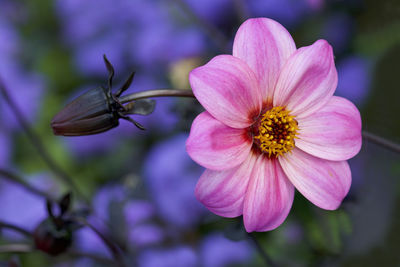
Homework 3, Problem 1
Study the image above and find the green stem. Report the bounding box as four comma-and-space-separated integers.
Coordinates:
0, 244, 115, 265
362, 131, 400, 154
247, 233, 278, 267
77, 218, 128, 267
0, 244, 33, 254
0, 221, 31, 237
119, 89, 195, 104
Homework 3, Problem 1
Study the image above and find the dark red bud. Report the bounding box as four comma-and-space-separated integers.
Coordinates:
33, 218, 72, 256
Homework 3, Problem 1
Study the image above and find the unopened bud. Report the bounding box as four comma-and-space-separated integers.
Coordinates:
33, 218, 72, 256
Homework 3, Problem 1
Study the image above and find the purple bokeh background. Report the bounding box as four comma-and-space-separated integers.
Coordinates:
0, 0, 378, 266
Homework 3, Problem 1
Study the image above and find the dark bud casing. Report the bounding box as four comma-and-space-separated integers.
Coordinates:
51, 87, 120, 136
51, 55, 153, 136
34, 193, 74, 256
33, 218, 73, 256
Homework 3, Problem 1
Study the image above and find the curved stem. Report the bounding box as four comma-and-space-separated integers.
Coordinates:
0, 169, 56, 201
0, 221, 32, 237
362, 130, 400, 154
0, 77, 89, 204
119, 89, 195, 104
0, 244, 115, 265
77, 218, 127, 267
248, 233, 278, 267
0, 244, 33, 254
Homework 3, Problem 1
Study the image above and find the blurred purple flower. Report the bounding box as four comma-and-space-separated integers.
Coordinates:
246, 0, 309, 28
124, 200, 155, 226
74, 31, 128, 75
89, 185, 163, 250
56, 0, 137, 76
335, 56, 371, 105
0, 173, 59, 236
61, 118, 135, 157
0, 64, 44, 130
82, 187, 134, 252
0, 18, 19, 57
144, 134, 205, 228
139, 246, 198, 267
92, 184, 126, 223
124, 200, 164, 247
0, 1, 28, 23
74, 227, 111, 257
128, 224, 164, 248
56, 0, 140, 44
183, 0, 234, 25
200, 233, 253, 267
57, 0, 207, 76
133, 26, 206, 70
0, 18, 44, 131
128, 2, 206, 69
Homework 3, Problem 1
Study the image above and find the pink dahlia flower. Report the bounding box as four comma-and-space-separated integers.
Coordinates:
186, 18, 362, 232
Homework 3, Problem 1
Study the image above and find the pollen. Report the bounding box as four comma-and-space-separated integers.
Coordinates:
253, 106, 298, 157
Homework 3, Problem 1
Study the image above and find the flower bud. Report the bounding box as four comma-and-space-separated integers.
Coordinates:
33, 218, 72, 256
51, 86, 120, 136
51, 55, 154, 136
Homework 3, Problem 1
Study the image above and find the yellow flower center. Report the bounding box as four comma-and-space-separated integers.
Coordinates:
253, 106, 298, 157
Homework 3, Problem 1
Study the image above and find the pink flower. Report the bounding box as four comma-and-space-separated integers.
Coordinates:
186, 18, 362, 232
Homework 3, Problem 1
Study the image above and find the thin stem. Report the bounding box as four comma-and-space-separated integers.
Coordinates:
0, 244, 116, 265
0, 169, 56, 201
78, 218, 127, 267
0, 221, 32, 237
0, 244, 33, 254
247, 233, 278, 267
0, 77, 89, 204
120, 89, 400, 156
119, 89, 195, 104
362, 130, 400, 154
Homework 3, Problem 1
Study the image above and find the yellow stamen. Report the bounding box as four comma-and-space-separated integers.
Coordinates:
253, 106, 298, 157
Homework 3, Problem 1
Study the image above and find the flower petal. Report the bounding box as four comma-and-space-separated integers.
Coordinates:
296, 96, 362, 161
233, 18, 296, 103
243, 156, 294, 232
195, 153, 258, 217
186, 112, 252, 171
273, 39, 338, 118
189, 55, 262, 128
279, 148, 351, 210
